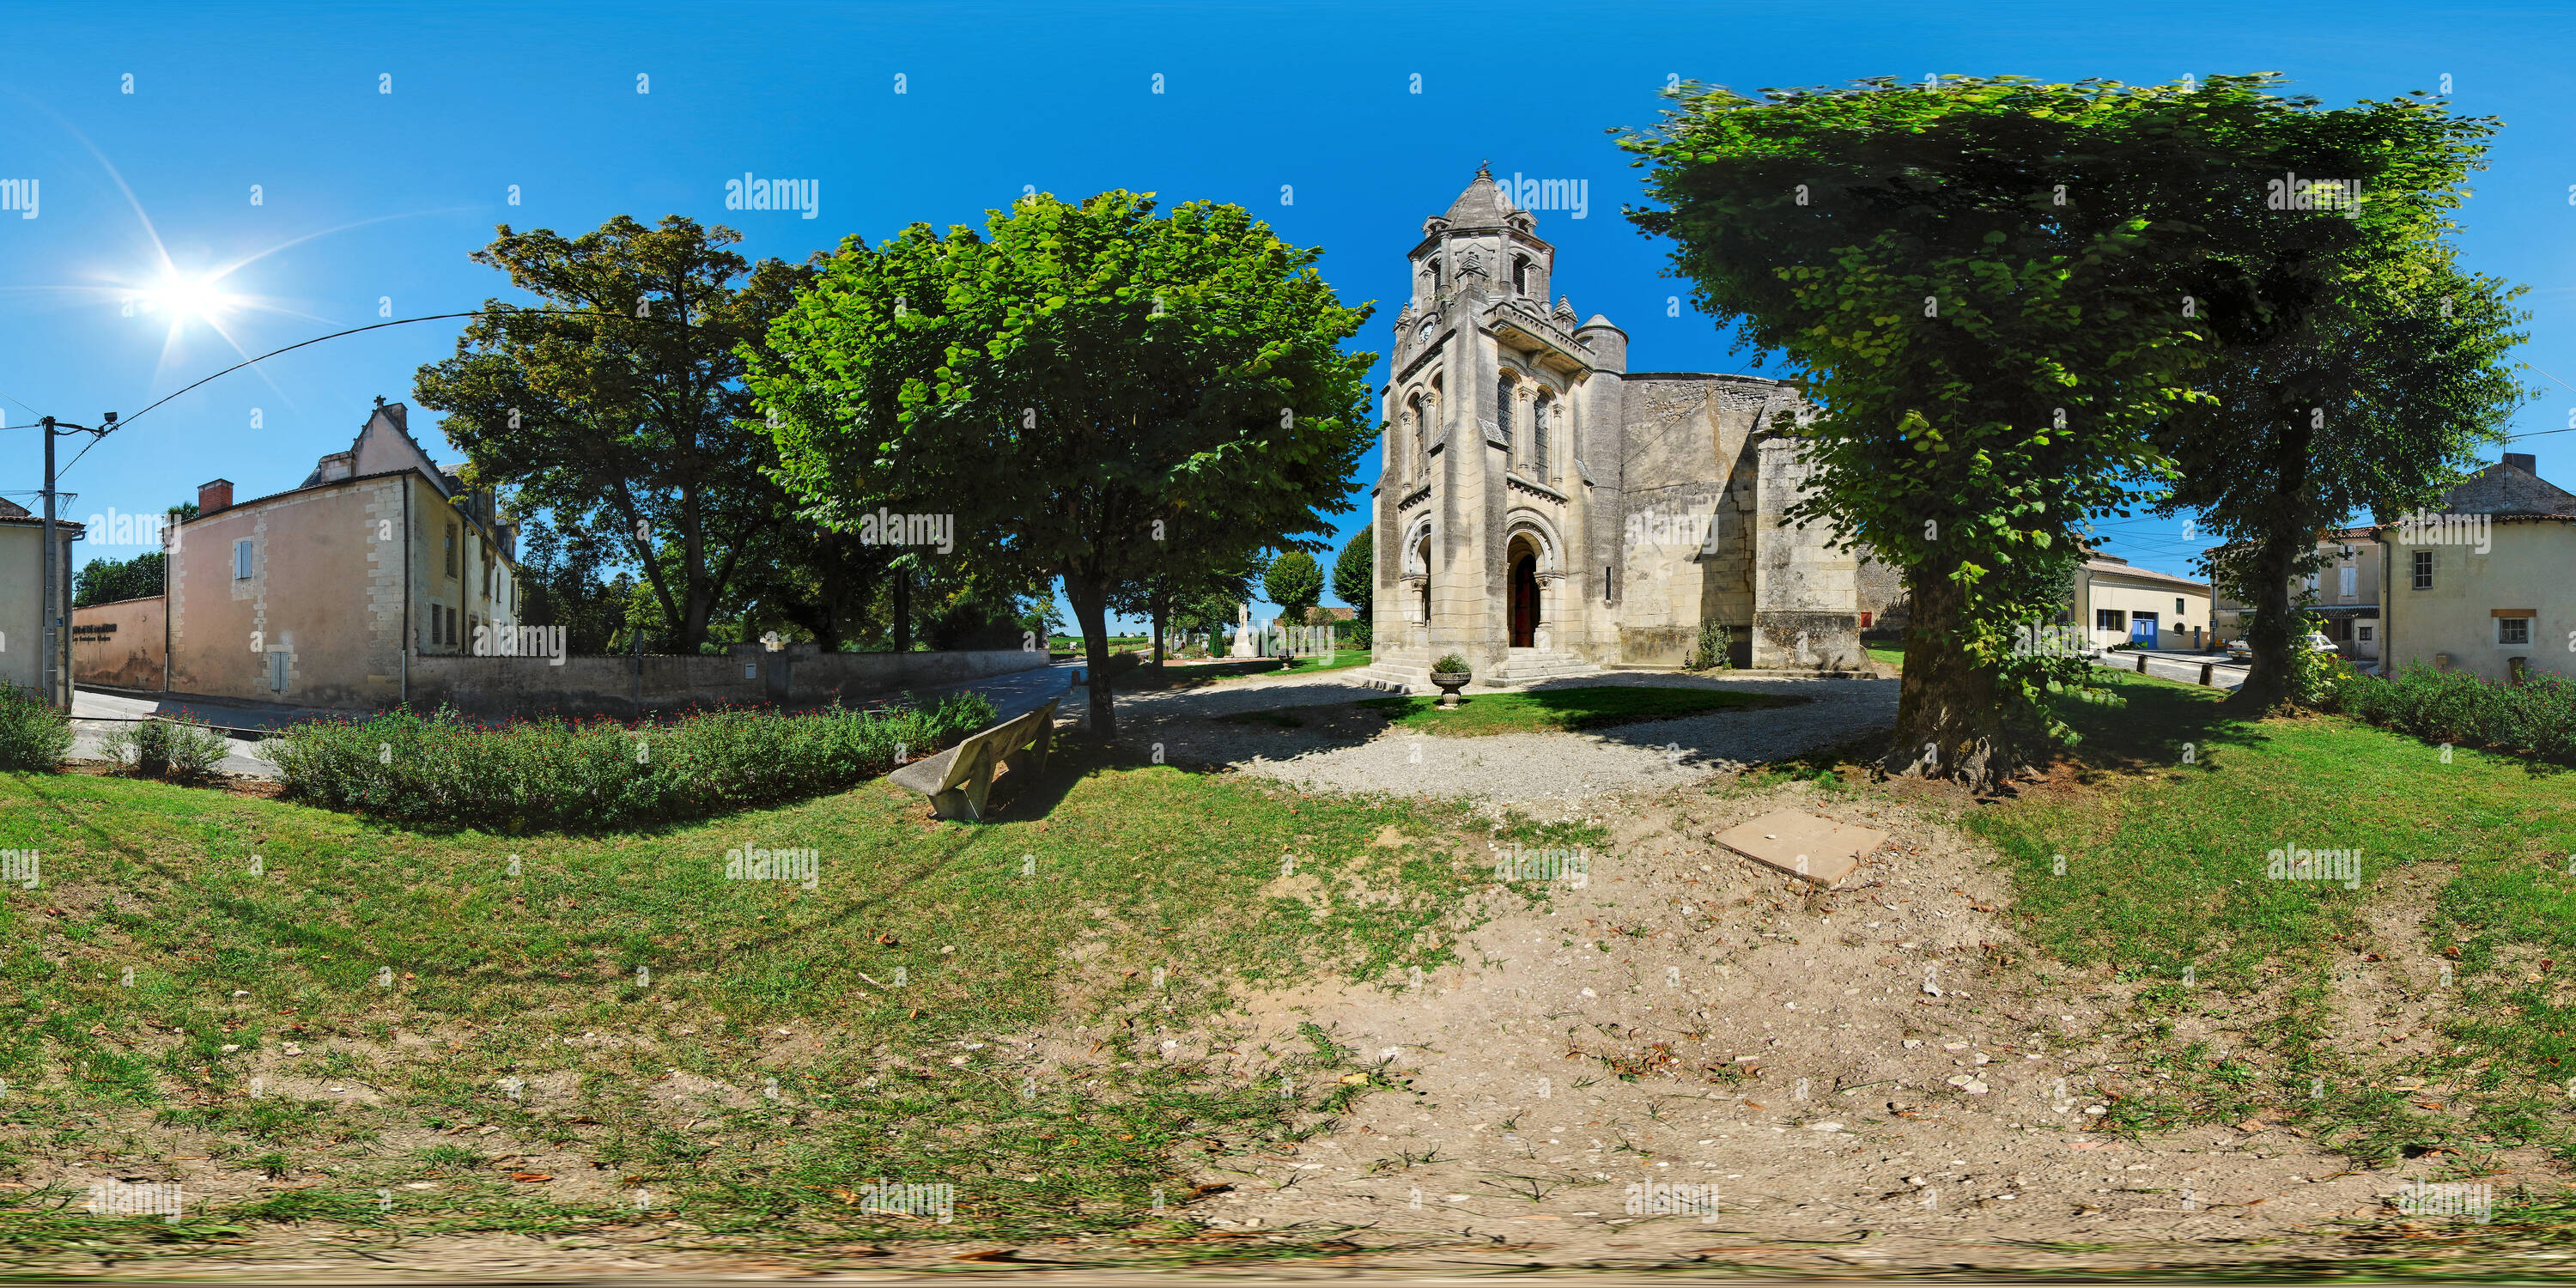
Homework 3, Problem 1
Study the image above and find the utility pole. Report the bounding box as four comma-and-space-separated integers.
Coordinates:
37, 413, 111, 712
39, 416, 54, 710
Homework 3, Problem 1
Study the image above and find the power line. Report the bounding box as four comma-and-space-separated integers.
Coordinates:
55, 307, 693, 479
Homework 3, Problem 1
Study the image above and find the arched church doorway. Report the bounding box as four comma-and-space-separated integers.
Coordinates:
1508, 537, 1540, 648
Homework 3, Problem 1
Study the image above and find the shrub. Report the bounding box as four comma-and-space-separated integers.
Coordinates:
2323, 664, 2576, 762
1431, 653, 1471, 675
0, 683, 72, 772
267, 690, 999, 832
1689, 621, 1735, 671
97, 718, 234, 780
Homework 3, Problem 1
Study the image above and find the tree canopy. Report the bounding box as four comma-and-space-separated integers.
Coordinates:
1621, 72, 2500, 787
748, 191, 1376, 735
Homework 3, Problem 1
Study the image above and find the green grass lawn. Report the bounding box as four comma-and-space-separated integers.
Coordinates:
1956, 667, 2576, 1166
1357, 684, 1800, 738
1865, 645, 1905, 671
1271, 648, 1374, 676
0, 753, 1520, 1249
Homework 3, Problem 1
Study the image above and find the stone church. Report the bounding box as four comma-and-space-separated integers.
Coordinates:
1359, 166, 1896, 690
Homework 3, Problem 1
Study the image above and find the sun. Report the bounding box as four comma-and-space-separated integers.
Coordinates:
138, 273, 238, 325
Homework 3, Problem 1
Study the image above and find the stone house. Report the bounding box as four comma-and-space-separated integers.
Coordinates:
2372, 453, 2576, 683
1358, 167, 1895, 690
0, 497, 83, 705
147, 399, 523, 707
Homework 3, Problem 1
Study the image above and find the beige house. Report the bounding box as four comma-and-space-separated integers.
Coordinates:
0, 497, 84, 706
2375, 453, 2576, 684
154, 399, 521, 708
2072, 556, 2212, 652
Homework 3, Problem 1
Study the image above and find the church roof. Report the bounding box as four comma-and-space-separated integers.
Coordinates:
1442, 163, 1515, 229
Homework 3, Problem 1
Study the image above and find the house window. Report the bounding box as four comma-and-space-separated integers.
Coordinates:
2095, 609, 2126, 631
234, 539, 254, 580
2303, 571, 2318, 593
2358, 625, 2374, 642
2500, 617, 2531, 647
446, 523, 459, 578
2175, 597, 2186, 616
2339, 566, 2357, 598
2413, 550, 2433, 589
1496, 379, 1515, 464
1512, 257, 1531, 296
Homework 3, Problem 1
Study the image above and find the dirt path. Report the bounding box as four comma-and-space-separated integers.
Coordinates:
1166, 779, 2519, 1271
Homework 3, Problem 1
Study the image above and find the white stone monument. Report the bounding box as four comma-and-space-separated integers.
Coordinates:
1230, 602, 1261, 658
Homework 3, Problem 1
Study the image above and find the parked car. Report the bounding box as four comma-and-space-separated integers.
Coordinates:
2225, 634, 2337, 661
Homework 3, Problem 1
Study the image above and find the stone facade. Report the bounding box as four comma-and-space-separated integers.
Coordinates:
1364, 167, 1882, 686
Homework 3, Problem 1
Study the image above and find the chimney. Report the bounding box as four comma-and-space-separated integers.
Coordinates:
2504, 453, 2537, 474
198, 478, 234, 513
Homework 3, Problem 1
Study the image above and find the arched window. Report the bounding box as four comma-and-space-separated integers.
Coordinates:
1496, 377, 1516, 468
1532, 395, 1551, 482
1512, 258, 1531, 296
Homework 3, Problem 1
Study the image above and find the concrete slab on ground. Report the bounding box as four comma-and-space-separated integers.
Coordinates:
1716, 807, 1891, 887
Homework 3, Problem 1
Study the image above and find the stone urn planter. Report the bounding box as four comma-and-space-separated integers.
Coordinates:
1428, 654, 1473, 708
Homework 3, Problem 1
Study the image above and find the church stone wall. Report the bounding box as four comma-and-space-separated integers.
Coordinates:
1749, 438, 1865, 671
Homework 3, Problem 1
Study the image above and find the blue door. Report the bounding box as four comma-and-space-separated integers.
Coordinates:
2129, 613, 2159, 647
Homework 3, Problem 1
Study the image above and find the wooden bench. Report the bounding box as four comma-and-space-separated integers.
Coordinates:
886, 699, 1060, 823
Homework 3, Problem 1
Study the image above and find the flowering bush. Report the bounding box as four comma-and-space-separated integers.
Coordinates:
268, 692, 999, 832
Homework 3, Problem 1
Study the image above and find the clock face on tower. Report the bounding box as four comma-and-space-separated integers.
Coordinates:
1418, 320, 1437, 345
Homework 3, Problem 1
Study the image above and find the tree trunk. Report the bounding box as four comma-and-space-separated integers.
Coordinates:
892, 568, 912, 653
1150, 583, 1168, 669
1882, 560, 2020, 790
1065, 574, 1117, 739
2229, 414, 2317, 711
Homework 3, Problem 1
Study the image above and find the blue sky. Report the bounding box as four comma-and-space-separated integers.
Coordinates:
5, 0, 2571, 633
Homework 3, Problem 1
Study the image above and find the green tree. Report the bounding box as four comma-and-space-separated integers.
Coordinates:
750, 191, 1376, 737
1621, 73, 2467, 788
513, 518, 629, 653
73, 551, 164, 608
2159, 253, 2528, 709
1332, 526, 1373, 620
413, 215, 813, 651
1265, 550, 1323, 621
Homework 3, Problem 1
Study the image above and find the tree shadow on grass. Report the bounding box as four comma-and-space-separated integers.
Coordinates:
2022, 671, 2275, 782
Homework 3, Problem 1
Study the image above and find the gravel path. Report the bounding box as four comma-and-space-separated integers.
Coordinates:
1095, 669, 1901, 804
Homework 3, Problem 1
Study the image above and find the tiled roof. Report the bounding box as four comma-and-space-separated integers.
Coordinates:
2083, 557, 2208, 592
